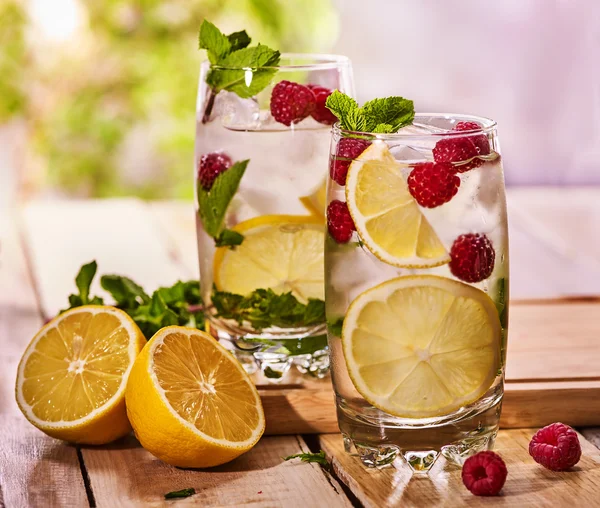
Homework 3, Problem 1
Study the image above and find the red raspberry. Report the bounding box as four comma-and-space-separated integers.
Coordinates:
270, 80, 316, 126
433, 136, 481, 173
407, 162, 460, 208
330, 138, 371, 186
197, 152, 232, 190
449, 233, 495, 283
462, 451, 507, 496
327, 200, 355, 243
454, 121, 491, 157
529, 422, 582, 471
307, 85, 337, 125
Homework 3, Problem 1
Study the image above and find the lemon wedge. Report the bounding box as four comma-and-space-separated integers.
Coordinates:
345, 142, 450, 268
15, 306, 145, 444
342, 275, 501, 418
125, 326, 265, 468
213, 215, 325, 302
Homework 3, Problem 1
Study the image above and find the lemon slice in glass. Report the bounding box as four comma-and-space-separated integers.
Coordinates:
213, 215, 325, 302
345, 142, 450, 268
342, 275, 501, 418
126, 326, 265, 468
299, 178, 327, 221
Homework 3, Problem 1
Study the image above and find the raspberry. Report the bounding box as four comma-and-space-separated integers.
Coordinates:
407, 162, 460, 208
449, 233, 495, 283
327, 200, 355, 243
270, 80, 316, 126
330, 138, 371, 186
197, 152, 232, 190
307, 85, 337, 125
462, 451, 507, 496
529, 422, 582, 471
433, 136, 481, 173
454, 121, 491, 157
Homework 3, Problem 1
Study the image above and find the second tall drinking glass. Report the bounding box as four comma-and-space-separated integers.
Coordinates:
195, 54, 354, 380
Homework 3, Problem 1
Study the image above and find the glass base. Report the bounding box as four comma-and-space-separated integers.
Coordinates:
337, 387, 502, 474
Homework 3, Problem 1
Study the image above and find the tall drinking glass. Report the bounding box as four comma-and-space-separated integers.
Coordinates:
195, 54, 354, 380
325, 115, 508, 472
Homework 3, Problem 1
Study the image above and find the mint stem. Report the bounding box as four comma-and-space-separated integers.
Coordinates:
187, 303, 205, 313
202, 89, 217, 124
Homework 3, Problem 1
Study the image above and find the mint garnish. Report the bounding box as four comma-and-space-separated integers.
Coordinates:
326, 317, 344, 337
196, 159, 248, 239
325, 90, 415, 133
199, 20, 280, 102
65, 261, 105, 308
284, 451, 331, 470
164, 488, 196, 500
212, 287, 325, 331
215, 228, 244, 248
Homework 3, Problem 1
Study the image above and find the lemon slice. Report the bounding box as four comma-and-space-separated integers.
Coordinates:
214, 215, 325, 302
345, 142, 450, 268
299, 178, 327, 221
125, 326, 265, 468
342, 275, 501, 418
15, 306, 145, 444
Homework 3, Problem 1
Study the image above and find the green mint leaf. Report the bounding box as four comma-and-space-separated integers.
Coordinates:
281, 334, 328, 356
372, 123, 394, 133
227, 30, 251, 51
284, 451, 330, 470
325, 90, 359, 130
303, 299, 326, 326
131, 292, 179, 339
198, 20, 231, 64
263, 366, 283, 379
346, 108, 367, 132
362, 96, 414, 131
206, 45, 280, 98
164, 488, 196, 500
75, 260, 97, 304
197, 160, 248, 238
327, 317, 344, 337
215, 229, 244, 248
495, 277, 508, 328
100, 275, 150, 308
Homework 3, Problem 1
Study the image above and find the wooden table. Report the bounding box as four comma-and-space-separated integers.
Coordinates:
1, 188, 600, 507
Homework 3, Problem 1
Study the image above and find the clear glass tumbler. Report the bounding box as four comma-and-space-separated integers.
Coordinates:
325, 115, 508, 473
195, 54, 354, 381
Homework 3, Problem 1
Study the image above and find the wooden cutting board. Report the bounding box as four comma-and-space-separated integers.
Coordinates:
258, 300, 600, 434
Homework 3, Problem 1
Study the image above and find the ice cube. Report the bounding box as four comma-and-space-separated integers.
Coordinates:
218, 92, 261, 130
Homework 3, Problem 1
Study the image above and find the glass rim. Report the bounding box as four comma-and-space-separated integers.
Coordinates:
202, 53, 352, 71
333, 113, 498, 140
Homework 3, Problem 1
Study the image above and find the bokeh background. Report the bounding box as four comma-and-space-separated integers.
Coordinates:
1, 0, 599, 208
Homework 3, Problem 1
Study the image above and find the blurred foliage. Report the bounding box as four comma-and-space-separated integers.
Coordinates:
0, 0, 338, 199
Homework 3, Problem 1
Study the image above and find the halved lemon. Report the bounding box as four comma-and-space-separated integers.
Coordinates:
15, 305, 145, 444
213, 215, 325, 302
125, 326, 265, 468
299, 178, 327, 221
345, 142, 450, 268
342, 275, 501, 418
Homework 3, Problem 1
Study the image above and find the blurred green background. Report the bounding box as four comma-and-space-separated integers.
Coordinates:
0, 0, 338, 200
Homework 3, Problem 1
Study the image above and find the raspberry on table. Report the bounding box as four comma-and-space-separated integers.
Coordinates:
407, 162, 460, 208
197, 152, 233, 190
454, 121, 491, 157
432, 136, 482, 173
330, 138, 371, 186
307, 85, 337, 125
270, 80, 316, 126
327, 200, 356, 243
462, 451, 507, 496
449, 233, 495, 283
529, 422, 582, 471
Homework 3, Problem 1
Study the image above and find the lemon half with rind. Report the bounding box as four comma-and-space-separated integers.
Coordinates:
213, 215, 325, 302
342, 275, 501, 419
15, 305, 145, 444
125, 326, 265, 468
345, 142, 450, 268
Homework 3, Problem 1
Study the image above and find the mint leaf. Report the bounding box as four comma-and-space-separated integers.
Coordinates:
206, 44, 280, 98
284, 451, 330, 470
325, 90, 359, 129
327, 317, 344, 337
199, 20, 231, 64
197, 160, 248, 238
215, 229, 244, 248
164, 488, 195, 499
101, 275, 150, 308
227, 30, 251, 51
372, 123, 394, 133
362, 96, 414, 131
263, 366, 283, 379
75, 260, 97, 304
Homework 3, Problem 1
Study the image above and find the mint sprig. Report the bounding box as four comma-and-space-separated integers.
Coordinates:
284, 451, 331, 471
325, 90, 415, 133
212, 287, 325, 331
196, 159, 248, 239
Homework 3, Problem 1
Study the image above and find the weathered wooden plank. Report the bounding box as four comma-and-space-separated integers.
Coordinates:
83, 434, 351, 507
0, 215, 88, 507
320, 429, 600, 507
